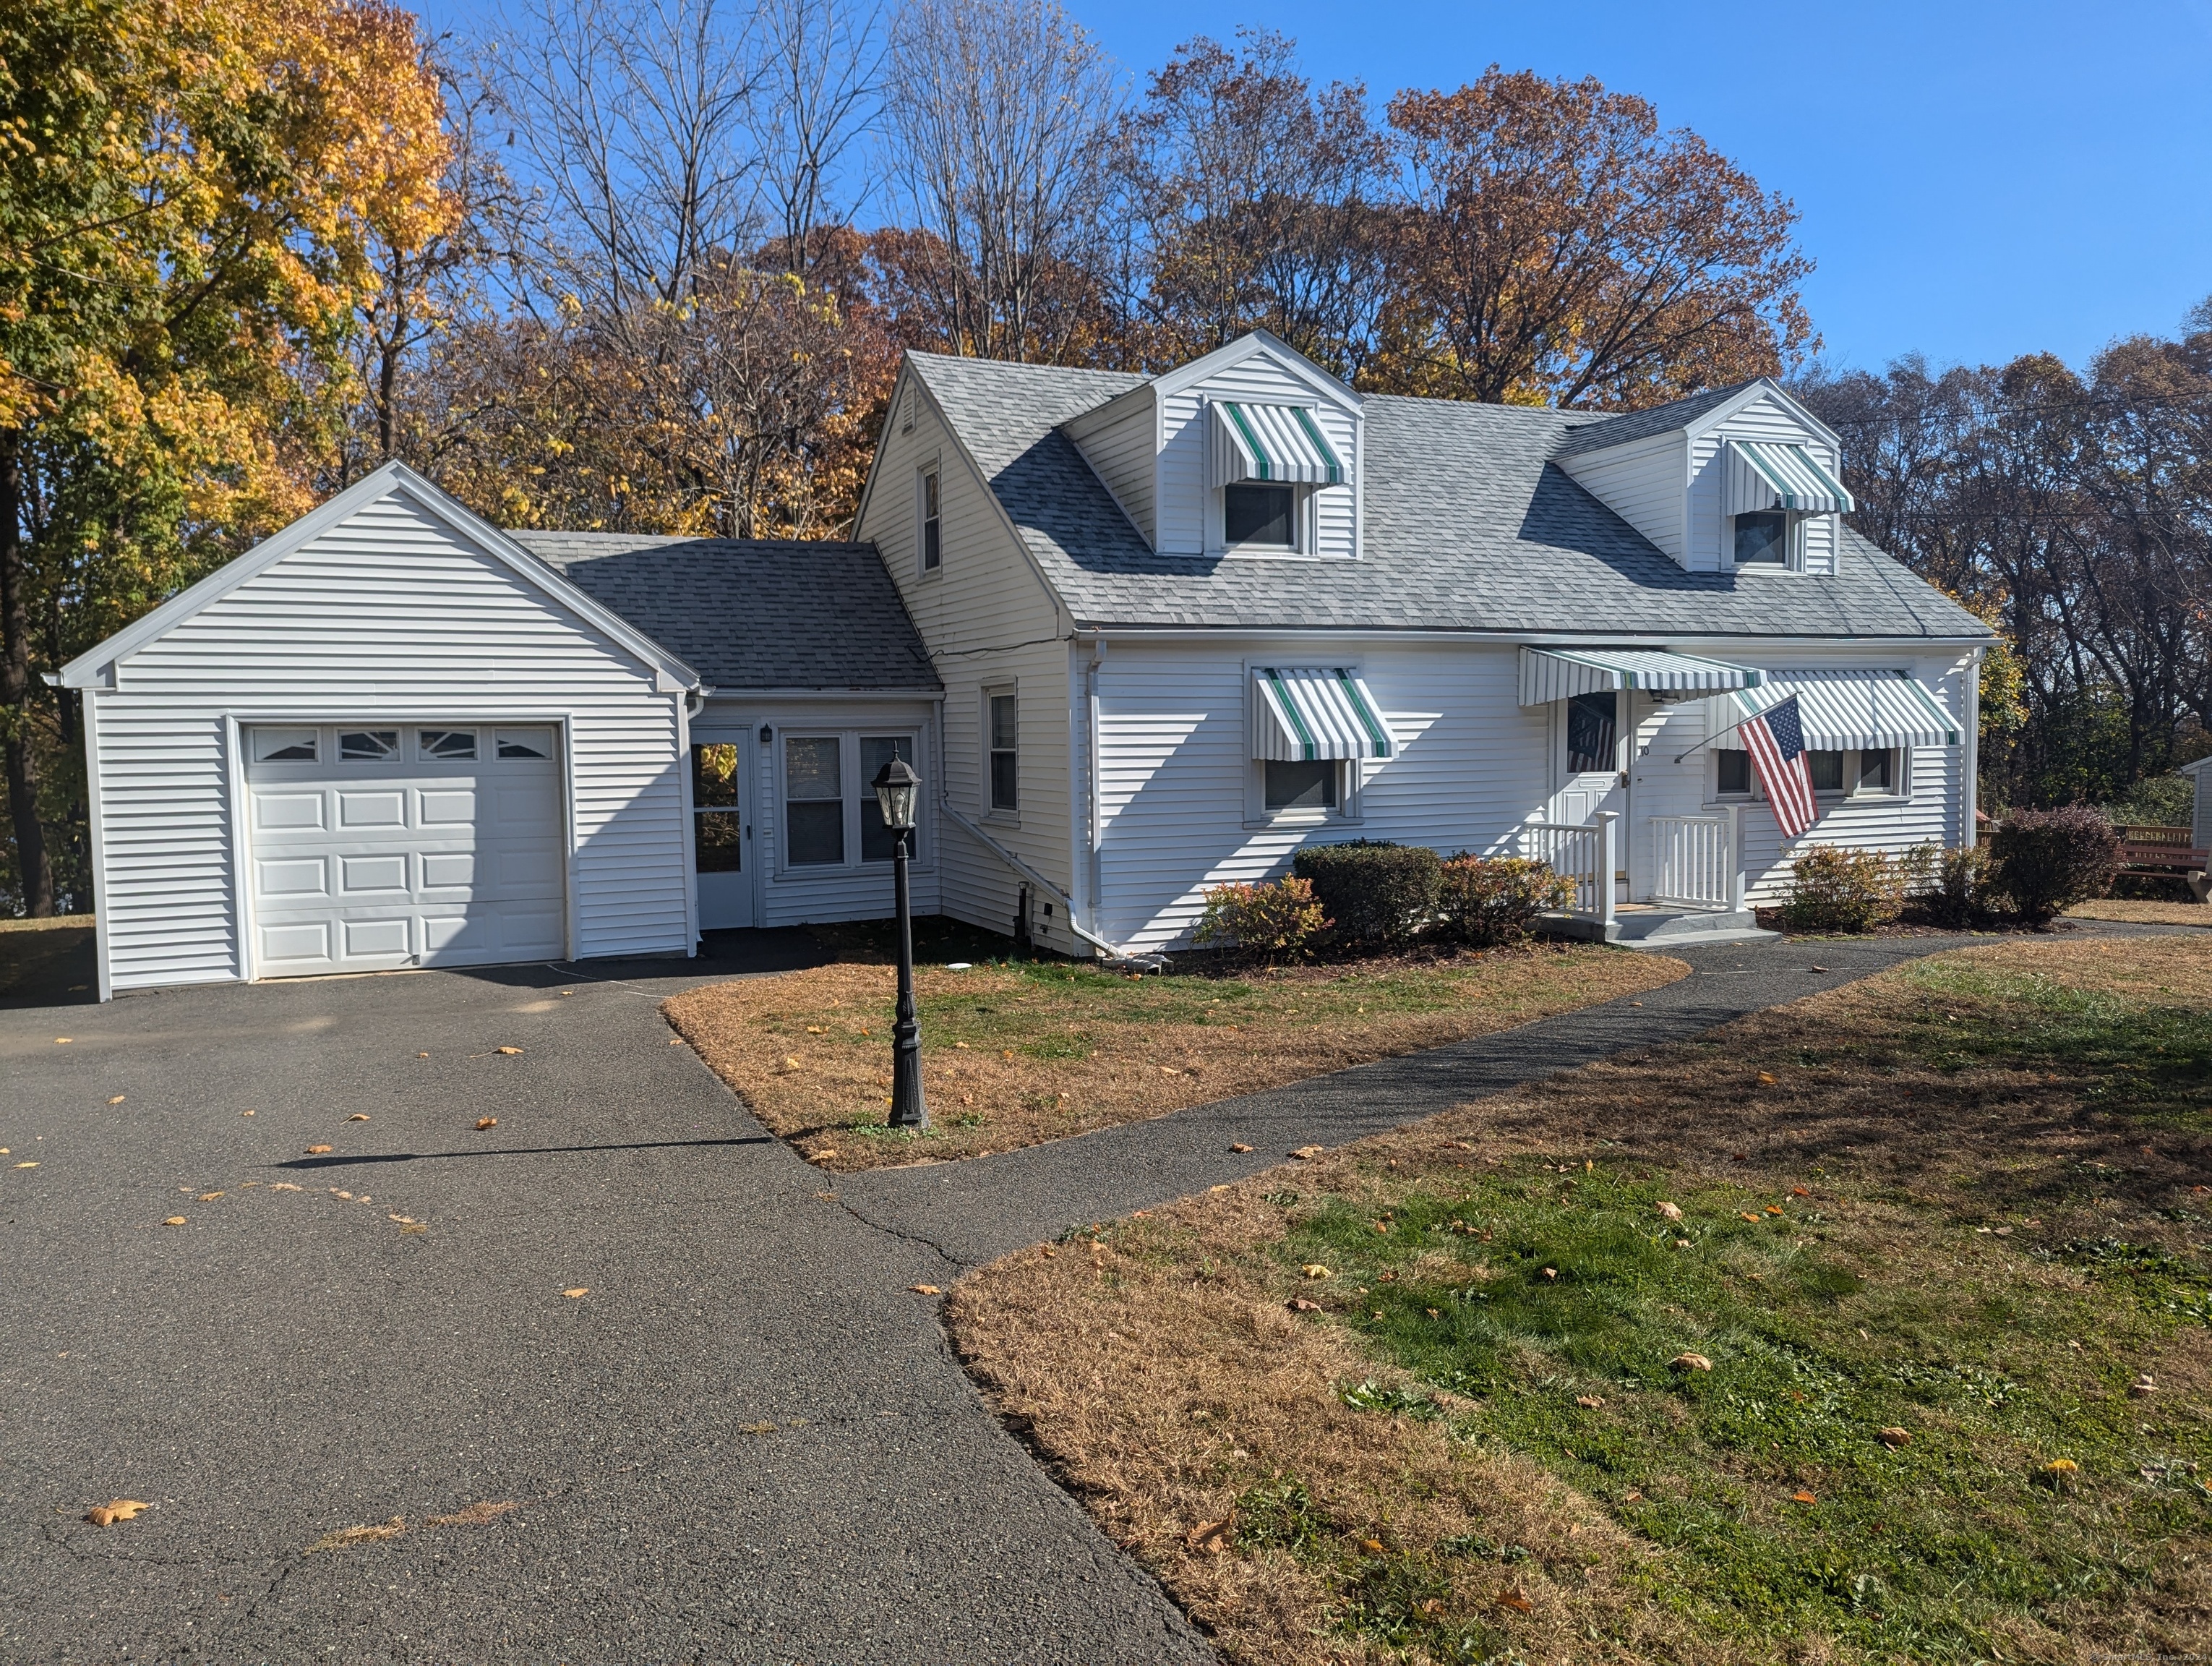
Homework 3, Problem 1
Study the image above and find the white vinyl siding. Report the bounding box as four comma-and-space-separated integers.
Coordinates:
86, 491, 692, 993
1555, 432, 1688, 564
1154, 349, 1360, 560
1063, 384, 1159, 548
1687, 390, 1845, 576
2195, 768, 2211, 851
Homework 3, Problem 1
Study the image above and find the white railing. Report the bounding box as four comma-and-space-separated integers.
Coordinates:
1651, 807, 1745, 912
1519, 811, 1617, 934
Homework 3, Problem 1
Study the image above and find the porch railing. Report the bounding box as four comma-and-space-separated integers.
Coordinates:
1519, 811, 1617, 935
1651, 808, 1745, 912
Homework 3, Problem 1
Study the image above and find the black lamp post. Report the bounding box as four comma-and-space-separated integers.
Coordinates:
872, 756, 927, 1130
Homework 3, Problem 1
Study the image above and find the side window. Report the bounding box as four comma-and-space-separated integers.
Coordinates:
1854, 748, 1899, 795
1715, 749, 1752, 797
784, 735, 844, 866
986, 689, 1017, 814
919, 469, 942, 573
693, 743, 745, 873
860, 735, 919, 861
1807, 751, 1846, 793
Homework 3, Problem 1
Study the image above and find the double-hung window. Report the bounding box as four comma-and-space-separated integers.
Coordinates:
860, 735, 919, 860
919, 468, 941, 573
781, 731, 925, 868
986, 688, 1018, 815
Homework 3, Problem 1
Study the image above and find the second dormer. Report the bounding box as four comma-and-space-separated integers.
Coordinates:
1062, 331, 1365, 561
1551, 379, 1854, 577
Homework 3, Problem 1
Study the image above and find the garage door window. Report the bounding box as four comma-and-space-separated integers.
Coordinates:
496, 728, 552, 760
784, 736, 844, 866
419, 728, 477, 761
252, 727, 317, 763
340, 730, 399, 762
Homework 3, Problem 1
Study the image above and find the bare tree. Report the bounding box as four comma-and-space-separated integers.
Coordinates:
750, 0, 883, 276
880, 0, 1121, 362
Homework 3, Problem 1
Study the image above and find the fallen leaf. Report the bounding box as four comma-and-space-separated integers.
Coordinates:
1289, 1297, 1323, 1312
1542, 1266, 1558, 1281
494, 1046, 523, 1056
1230, 1142, 1253, 1153
2044, 1457, 2079, 1474
347, 1114, 369, 1122
85, 1500, 150, 1526
197, 1191, 223, 1201
1741, 1212, 1762, 1222
1300, 1264, 1332, 1280
1209, 1184, 1231, 1193
163, 1216, 187, 1226
476, 1117, 497, 1130
269, 1182, 300, 1192
1792, 1490, 1817, 1505
1789, 1186, 1810, 1197
1290, 1145, 1324, 1161
1765, 1205, 1784, 1216
54, 1038, 71, 1045
305, 1145, 331, 1155
1670, 1352, 1713, 1372
563, 1288, 589, 1299
15, 1161, 38, 1169
668, 1038, 682, 1046
108, 1095, 125, 1105
816, 1148, 838, 1160
426, 1500, 517, 1528
306, 1517, 406, 1552
417, 1053, 429, 1059
1756, 1071, 1778, 1085
1360, 1537, 1386, 1555
1185, 1519, 1231, 1553
909, 1283, 941, 1296
240, 1110, 254, 1117
1576, 1395, 1604, 1409
400, 1223, 428, 1235
1623, 1489, 1643, 1503
1493, 1588, 1533, 1614
1656, 1200, 1683, 1221
1877, 1427, 1912, 1448
2130, 1374, 2157, 1397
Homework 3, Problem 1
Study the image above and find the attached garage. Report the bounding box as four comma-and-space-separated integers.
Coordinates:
57, 461, 706, 999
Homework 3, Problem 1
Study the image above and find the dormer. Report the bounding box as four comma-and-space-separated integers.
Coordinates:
1551, 379, 1853, 577
1062, 331, 1365, 560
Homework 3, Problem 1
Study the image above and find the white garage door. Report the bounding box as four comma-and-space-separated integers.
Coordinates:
244, 724, 566, 977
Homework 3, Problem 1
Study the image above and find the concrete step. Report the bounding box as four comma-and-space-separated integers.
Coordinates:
1540, 907, 1780, 949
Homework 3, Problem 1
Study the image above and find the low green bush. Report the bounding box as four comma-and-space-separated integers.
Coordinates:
1990, 807, 2119, 925
1291, 840, 1440, 949
1778, 844, 1899, 934
1191, 876, 1329, 963
1433, 855, 1573, 946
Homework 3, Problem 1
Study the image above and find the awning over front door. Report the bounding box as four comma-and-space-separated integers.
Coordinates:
1252, 667, 1393, 760
1211, 401, 1345, 487
1710, 670, 1960, 750
1517, 646, 1764, 708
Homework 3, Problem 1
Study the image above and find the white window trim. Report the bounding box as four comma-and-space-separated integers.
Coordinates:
774, 727, 931, 873
982, 684, 1019, 825
915, 457, 943, 580
1707, 745, 1913, 807
1214, 480, 1317, 559
1726, 508, 1806, 574
1240, 662, 1366, 829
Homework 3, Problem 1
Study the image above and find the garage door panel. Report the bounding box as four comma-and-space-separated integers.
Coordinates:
338, 790, 407, 829
246, 724, 570, 978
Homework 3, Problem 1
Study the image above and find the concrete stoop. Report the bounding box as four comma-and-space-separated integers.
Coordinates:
1541, 905, 1780, 949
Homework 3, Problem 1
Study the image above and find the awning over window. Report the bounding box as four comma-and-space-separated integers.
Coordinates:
1252, 667, 1392, 761
1211, 401, 1344, 488
1517, 646, 1763, 708
1723, 440, 1854, 516
1711, 670, 1959, 751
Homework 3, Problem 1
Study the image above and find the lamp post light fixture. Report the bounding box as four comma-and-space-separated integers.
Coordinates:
872, 756, 927, 1130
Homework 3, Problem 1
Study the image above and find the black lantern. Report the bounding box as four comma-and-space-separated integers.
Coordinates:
871, 756, 927, 1130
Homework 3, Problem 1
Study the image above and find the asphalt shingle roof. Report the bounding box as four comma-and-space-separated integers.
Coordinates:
907, 353, 1989, 642
517, 532, 939, 691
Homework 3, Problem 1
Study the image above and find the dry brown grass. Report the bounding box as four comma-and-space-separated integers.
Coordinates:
664, 947, 1682, 1171
2069, 898, 2211, 926
949, 936, 2212, 1665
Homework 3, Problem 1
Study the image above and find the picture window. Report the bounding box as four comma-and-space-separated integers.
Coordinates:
1808, 750, 1846, 793
1856, 748, 1895, 794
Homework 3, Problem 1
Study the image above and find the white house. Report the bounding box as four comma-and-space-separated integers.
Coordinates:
58, 330, 1992, 997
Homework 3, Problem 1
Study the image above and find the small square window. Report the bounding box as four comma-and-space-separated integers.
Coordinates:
1716, 750, 1751, 796
1264, 759, 1337, 811
251, 727, 317, 764
338, 730, 399, 762
1856, 749, 1895, 794
1734, 511, 1790, 565
495, 728, 553, 760
1225, 482, 1295, 547
419, 728, 477, 761
1808, 750, 1846, 793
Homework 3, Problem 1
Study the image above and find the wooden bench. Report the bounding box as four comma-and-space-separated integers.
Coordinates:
2113, 824, 2210, 900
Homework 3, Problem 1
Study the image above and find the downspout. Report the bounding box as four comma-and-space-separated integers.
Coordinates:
1086, 641, 1105, 934
938, 795, 1146, 962
1963, 649, 1982, 848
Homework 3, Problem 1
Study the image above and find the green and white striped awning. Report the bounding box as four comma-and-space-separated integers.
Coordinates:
1212, 401, 1344, 487
1711, 670, 1959, 751
1723, 440, 1855, 516
1252, 667, 1392, 761
1517, 646, 1763, 708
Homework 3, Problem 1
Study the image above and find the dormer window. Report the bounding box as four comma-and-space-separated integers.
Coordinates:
1733, 510, 1791, 565
1210, 398, 1343, 556
1723, 440, 1852, 571
1225, 482, 1295, 547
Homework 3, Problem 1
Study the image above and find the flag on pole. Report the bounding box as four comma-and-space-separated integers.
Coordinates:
1741, 694, 1819, 839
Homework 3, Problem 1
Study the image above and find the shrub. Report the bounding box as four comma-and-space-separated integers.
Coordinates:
1779, 845, 1900, 934
1900, 842, 1995, 928
1989, 807, 2119, 925
2100, 772, 2193, 829
1291, 840, 1441, 949
1433, 855, 1574, 946
1191, 876, 1329, 962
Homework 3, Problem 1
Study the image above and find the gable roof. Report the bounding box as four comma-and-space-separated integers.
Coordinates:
1549, 381, 1759, 456
56, 461, 703, 691
906, 354, 1990, 642
520, 533, 939, 693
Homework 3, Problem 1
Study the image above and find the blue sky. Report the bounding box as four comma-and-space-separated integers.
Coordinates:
426, 0, 2212, 374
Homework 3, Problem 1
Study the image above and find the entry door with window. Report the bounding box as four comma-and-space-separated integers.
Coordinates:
692, 735, 755, 929
1554, 691, 1630, 896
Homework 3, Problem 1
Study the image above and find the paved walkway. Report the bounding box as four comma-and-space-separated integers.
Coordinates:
0, 923, 2177, 1663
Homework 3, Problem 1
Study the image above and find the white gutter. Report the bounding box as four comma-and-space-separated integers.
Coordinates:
1071, 626, 1997, 650
938, 795, 1140, 962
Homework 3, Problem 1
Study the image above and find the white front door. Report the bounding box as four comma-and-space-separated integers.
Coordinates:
244, 723, 567, 977
1554, 691, 1630, 896
691, 732, 755, 930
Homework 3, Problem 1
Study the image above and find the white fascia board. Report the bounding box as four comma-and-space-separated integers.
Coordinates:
848, 356, 919, 538
1681, 377, 1845, 453
56, 460, 702, 693
1075, 625, 1997, 651
1149, 328, 1364, 417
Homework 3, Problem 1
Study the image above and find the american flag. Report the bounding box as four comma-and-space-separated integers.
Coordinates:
1742, 694, 1818, 839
